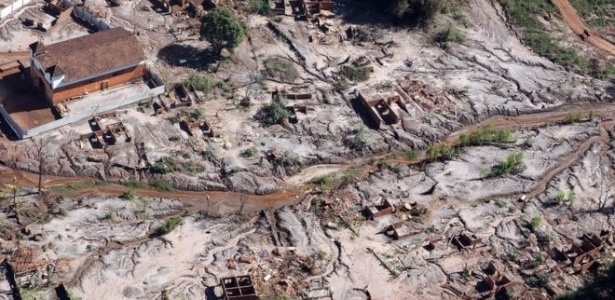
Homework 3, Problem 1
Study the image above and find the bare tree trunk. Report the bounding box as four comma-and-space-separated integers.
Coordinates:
34, 139, 48, 195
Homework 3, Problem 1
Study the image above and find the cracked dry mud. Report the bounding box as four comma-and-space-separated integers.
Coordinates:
1, 0, 615, 299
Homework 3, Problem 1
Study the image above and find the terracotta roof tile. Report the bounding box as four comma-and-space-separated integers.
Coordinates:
31, 27, 144, 83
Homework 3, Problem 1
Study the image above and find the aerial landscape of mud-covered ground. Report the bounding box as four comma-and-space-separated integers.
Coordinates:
2, 0, 615, 299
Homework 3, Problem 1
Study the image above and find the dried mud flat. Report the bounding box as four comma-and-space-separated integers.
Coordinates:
1, 0, 615, 299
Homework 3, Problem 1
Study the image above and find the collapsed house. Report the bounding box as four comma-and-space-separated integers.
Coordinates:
220, 275, 260, 300
356, 89, 409, 129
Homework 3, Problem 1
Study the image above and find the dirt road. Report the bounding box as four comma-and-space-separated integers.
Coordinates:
551, 0, 615, 55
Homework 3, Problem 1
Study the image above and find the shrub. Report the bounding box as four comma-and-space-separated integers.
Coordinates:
486, 152, 525, 178
246, 0, 270, 15
151, 162, 172, 174
256, 94, 291, 126
340, 65, 370, 82
334, 78, 350, 91
156, 216, 182, 235
120, 190, 135, 200
564, 112, 582, 123
401, 150, 419, 160
202, 148, 218, 162
530, 215, 542, 231
186, 74, 214, 94
433, 25, 465, 48
351, 126, 371, 150
149, 180, 175, 191
241, 147, 259, 158
282, 150, 300, 166
457, 125, 516, 147
263, 57, 299, 82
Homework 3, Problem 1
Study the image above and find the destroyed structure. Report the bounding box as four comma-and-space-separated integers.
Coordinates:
29, 27, 146, 104
0, 0, 31, 19
0, 27, 165, 139
220, 275, 260, 300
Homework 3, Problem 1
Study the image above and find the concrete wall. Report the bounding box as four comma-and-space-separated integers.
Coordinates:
0, 0, 32, 19
18, 83, 165, 138
0, 105, 25, 138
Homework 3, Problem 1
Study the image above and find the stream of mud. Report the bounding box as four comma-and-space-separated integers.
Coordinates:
2, 102, 615, 213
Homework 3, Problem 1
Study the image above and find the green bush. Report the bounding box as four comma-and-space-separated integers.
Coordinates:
246, 0, 271, 15
256, 94, 291, 126
186, 75, 214, 94
151, 162, 172, 174
433, 25, 465, 48
282, 150, 300, 166
263, 57, 299, 82
149, 180, 175, 191
426, 144, 461, 161
351, 126, 371, 150
241, 147, 259, 158
486, 152, 525, 177
341, 65, 370, 82
334, 78, 350, 91
156, 216, 182, 235
458, 125, 516, 147
401, 150, 419, 160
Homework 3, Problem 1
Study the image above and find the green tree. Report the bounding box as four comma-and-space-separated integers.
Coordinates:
200, 8, 247, 55
388, 0, 443, 19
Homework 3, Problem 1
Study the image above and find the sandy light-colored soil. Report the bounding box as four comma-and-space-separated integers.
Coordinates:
1, 0, 615, 299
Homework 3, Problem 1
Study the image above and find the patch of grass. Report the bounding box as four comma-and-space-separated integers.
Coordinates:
149, 180, 175, 191
52, 181, 98, 195
531, 215, 542, 231
564, 112, 582, 123
155, 216, 182, 235
281, 150, 300, 166
458, 125, 517, 147
433, 25, 465, 48
501, 250, 518, 262
310, 167, 361, 190
256, 94, 291, 126
310, 175, 340, 190
499, 0, 595, 74
241, 147, 259, 158
120, 190, 136, 200
19, 288, 45, 300
184, 74, 214, 94
334, 78, 350, 91
263, 57, 299, 82
522, 253, 544, 269
340, 65, 370, 82
525, 274, 550, 288
401, 150, 420, 160
202, 148, 218, 162
246, 0, 271, 15
151, 162, 173, 174
570, 0, 615, 29
426, 144, 461, 161
350, 125, 371, 151
486, 152, 525, 178
122, 180, 148, 189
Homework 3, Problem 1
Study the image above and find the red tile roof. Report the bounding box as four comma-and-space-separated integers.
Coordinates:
30, 27, 145, 83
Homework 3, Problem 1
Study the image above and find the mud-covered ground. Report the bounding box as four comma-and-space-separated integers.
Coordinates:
1, 0, 615, 299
